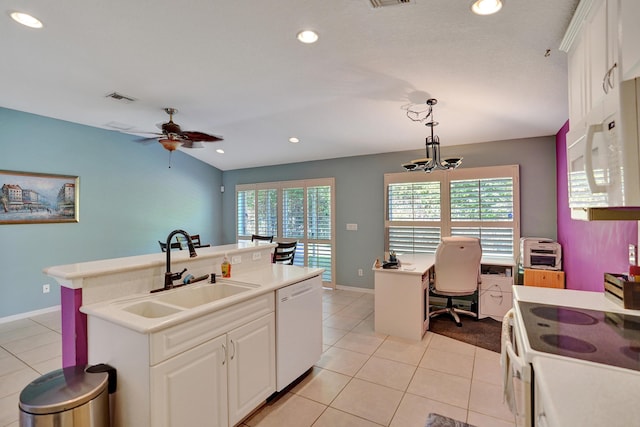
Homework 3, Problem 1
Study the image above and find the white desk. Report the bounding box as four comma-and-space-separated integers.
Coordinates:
373, 254, 515, 341
374, 254, 434, 341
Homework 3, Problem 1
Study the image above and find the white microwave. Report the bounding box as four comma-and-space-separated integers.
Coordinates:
566, 77, 640, 218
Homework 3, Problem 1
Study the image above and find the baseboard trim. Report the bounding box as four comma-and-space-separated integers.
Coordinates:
0, 305, 61, 325
334, 284, 374, 294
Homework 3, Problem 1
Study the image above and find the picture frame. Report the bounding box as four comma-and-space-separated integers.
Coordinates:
0, 170, 79, 224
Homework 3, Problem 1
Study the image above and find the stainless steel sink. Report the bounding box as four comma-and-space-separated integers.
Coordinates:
154, 283, 254, 309
122, 300, 184, 318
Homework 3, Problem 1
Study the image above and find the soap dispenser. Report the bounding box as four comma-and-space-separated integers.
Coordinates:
221, 255, 231, 278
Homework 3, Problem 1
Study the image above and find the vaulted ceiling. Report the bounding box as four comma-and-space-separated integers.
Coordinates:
2, 0, 579, 170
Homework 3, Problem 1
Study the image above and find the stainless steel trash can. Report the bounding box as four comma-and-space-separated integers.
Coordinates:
19, 365, 112, 427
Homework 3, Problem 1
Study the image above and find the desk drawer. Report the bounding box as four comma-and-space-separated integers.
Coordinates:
479, 288, 512, 318
480, 275, 513, 293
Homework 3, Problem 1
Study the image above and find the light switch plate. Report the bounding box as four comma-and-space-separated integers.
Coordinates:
346, 223, 358, 231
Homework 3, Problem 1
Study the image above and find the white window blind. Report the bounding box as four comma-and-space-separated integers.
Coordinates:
283, 187, 304, 239
385, 165, 520, 259
257, 189, 278, 236
236, 178, 335, 285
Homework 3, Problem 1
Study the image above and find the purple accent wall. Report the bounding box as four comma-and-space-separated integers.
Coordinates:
556, 121, 638, 291
61, 287, 87, 367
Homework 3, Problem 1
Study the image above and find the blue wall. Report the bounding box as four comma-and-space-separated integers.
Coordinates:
1, 107, 559, 317
0, 108, 223, 318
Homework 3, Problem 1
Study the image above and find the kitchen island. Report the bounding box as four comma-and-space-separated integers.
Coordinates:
44, 241, 279, 366
44, 242, 324, 427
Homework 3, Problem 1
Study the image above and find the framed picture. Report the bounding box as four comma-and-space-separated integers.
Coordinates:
0, 170, 79, 224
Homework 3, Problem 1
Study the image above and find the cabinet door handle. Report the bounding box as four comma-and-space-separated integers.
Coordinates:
602, 63, 618, 94
222, 344, 227, 365
230, 340, 236, 361
607, 63, 617, 91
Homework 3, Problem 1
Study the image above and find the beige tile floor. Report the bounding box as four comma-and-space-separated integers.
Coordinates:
0, 289, 515, 427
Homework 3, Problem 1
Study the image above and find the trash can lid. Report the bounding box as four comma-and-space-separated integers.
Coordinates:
19, 365, 109, 415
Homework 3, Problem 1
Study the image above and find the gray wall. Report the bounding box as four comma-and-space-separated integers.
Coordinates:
222, 136, 558, 289
0, 108, 223, 318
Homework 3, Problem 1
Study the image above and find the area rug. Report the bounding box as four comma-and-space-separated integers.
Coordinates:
428, 316, 502, 353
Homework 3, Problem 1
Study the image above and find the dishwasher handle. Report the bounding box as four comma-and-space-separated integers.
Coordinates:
279, 283, 316, 303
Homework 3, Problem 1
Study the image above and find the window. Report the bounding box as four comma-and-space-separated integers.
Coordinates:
236, 178, 335, 285
385, 165, 520, 259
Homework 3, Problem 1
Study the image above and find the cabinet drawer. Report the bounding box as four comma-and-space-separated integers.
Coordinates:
480, 275, 513, 293
150, 293, 274, 365
479, 289, 512, 318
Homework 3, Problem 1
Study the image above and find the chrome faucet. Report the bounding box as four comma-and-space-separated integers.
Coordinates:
163, 229, 197, 290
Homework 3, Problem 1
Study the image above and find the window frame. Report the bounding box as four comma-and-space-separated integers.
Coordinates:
236, 178, 336, 287
384, 165, 520, 260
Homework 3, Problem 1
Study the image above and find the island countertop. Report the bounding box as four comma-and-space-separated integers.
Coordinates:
43, 242, 275, 285
80, 263, 324, 333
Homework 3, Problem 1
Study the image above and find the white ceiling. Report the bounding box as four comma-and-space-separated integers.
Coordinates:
2, 0, 579, 171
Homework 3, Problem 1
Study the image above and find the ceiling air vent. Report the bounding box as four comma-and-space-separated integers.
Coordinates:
105, 92, 136, 103
369, 0, 413, 8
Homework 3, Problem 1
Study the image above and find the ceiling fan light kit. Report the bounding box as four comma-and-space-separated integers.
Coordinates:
133, 107, 224, 167
402, 98, 463, 173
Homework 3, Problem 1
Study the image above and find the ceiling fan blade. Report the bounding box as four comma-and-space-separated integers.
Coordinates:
134, 136, 160, 145
181, 131, 224, 142
180, 140, 206, 149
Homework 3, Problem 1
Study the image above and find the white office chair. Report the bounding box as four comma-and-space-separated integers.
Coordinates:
429, 237, 482, 327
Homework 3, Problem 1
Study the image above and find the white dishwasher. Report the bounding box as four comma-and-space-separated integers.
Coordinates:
276, 275, 323, 391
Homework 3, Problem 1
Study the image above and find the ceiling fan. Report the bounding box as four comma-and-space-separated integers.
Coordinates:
136, 107, 224, 167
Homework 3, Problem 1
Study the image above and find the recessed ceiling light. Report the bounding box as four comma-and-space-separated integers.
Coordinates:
296, 30, 318, 44
216, 148, 225, 154
10, 11, 43, 28
288, 137, 300, 143
471, 0, 502, 15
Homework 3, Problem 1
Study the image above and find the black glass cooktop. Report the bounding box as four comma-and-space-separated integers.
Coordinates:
518, 301, 640, 371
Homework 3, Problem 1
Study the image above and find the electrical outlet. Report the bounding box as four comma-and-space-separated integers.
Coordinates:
252, 252, 262, 260
358, 268, 363, 276
630, 244, 637, 265
346, 223, 358, 231
42, 284, 50, 294
231, 255, 242, 264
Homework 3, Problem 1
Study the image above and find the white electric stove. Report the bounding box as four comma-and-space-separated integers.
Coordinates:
503, 286, 640, 427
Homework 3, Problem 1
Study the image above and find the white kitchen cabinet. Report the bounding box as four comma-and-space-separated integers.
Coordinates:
151, 335, 228, 427
565, 0, 619, 132
563, 0, 640, 130
620, 1, 640, 80
150, 313, 275, 427
87, 292, 275, 427
227, 313, 276, 426
567, 32, 588, 132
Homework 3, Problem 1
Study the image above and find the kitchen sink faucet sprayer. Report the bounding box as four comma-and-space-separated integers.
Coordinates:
163, 229, 197, 290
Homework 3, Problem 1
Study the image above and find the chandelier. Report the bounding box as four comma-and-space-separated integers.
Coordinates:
402, 98, 462, 172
